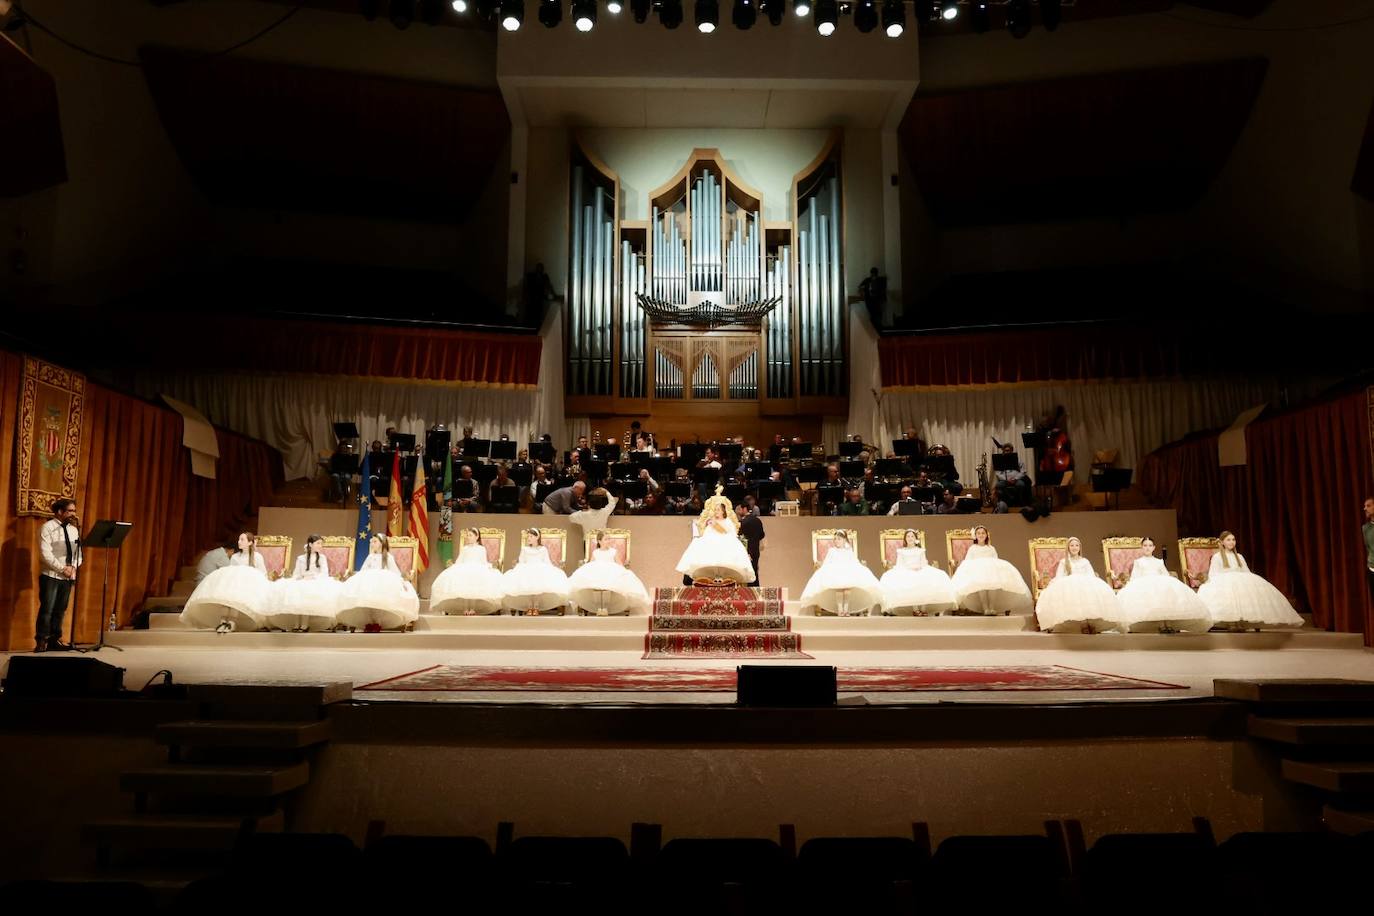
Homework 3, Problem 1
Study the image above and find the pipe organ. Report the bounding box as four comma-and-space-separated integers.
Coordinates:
566, 141, 847, 424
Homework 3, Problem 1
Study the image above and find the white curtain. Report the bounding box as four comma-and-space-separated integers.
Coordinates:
823, 304, 885, 452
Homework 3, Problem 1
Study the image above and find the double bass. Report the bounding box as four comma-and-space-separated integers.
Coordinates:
1037, 408, 1073, 476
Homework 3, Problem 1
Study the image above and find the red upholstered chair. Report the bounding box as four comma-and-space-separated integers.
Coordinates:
584, 529, 631, 567
880, 528, 929, 570
388, 536, 420, 585
254, 536, 292, 581
811, 529, 859, 568
319, 536, 356, 579
944, 529, 975, 574
1102, 537, 1150, 590
478, 527, 506, 568
1178, 537, 1221, 590
540, 528, 568, 567
1027, 537, 1069, 600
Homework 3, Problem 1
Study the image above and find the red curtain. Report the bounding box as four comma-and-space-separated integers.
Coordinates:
0, 350, 283, 651
1138, 387, 1374, 640
91, 317, 541, 387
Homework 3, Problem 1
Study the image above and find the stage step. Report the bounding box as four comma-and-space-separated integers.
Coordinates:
1248, 716, 1374, 746
1279, 759, 1374, 793
156, 719, 333, 751
121, 762, 310, 799
650, 614, 789, 631
142, 595, 186, 612
168, 580, 197, 598
185, 682, 352, 708
1321, 805, 1374, 835
1215, 679, 1374, 705
82, 809, 283, 855
179, 565, 199, 580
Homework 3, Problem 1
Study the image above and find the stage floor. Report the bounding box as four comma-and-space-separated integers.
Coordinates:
8, 621, 1368, 707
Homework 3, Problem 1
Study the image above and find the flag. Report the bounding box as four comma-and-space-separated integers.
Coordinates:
437, 450, 454, 568
408, 457, 429, 574
354, 451, 372, 571
387, 450, 403, 537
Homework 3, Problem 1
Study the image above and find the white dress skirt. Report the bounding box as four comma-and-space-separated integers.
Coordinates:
800, 545, 884, 616
879, 546, 957, 615
950, 544, 1033, 615
501, 545, 571, 613
1198, 552, 1303, 629
1034, 557, 1125, 633
266, 554, 343, 631
675, 522, 755, 583
430, 544, 507, 615
1116, 556, 1212, 633
337, 553, 420, 630
180, 551, 269, 630
567, 547, 651, 615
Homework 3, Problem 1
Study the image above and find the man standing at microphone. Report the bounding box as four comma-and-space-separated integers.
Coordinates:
36, 497, 82, 652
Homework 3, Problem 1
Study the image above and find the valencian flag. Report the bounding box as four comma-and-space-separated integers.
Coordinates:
387, 450, 404, 537
436, 450, 454, 567
354, 451, 372, 571
408, 457, 429, 574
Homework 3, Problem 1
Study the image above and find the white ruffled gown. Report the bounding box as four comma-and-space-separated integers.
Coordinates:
337, 553, 420, 630
879, 546, 957, 615
430, 543, 507, 615
1034, 556, 1124, 633
950, 544, 1033, 615
800, 545, 884, 616
267, 554, 343, 631
501, 544, 571, 614
1198, 552, 1303, 629
567, 547, 651, 615
1116, 555, 1212, 633
675, 520, 755, 583
181, 551, 269, 630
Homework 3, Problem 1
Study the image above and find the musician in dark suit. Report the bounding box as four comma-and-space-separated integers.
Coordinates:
735, 502, 765, 587
453, 464, 482, 512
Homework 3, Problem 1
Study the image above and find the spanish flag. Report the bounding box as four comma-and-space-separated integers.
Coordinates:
387, 450, 403, 538
408, 457, 429, 574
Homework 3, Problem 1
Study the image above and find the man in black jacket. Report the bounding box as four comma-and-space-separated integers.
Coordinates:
735, 502, 765, 587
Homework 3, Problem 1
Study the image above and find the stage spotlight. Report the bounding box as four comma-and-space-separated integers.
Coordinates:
608, 0, 623, 12
451, 0, 468, 10
390, 0, 415, 28
538, 0, 562, 24
970, 0, 989, 32
813, 0, 836, 35
1006, 0, 1031, 37
881, 0, 904, 36
660, 0, 684, 26
632, 0, 650, 21
573, 0, 597, 29
1041, 0, 1061, 31
853, 0, 877, 32
732, 0, 756, 28
696, 0, 718, 31
939, 0, 957, 20
764, 0, 784, 24
500, 0, 523, 29
793, 0, 810, 16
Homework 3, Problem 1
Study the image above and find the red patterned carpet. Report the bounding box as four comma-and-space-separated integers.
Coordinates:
357, 665, 1185, 693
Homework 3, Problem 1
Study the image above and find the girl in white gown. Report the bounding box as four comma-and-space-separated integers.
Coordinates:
1116, 536, 1212, 633
430, 527, 508, 616
1197, 531, 1303, 630
567, 529, 651, 616
501, 528, 571, 616
337, 533, 420, 631
800, 530, 884, 616
878, 529, 957, 616
267, 534, 343, 632
950, 526, 1033, 615
181, 532, 269, 633
1034, 536, 1124, 633
674, 493, 755, 584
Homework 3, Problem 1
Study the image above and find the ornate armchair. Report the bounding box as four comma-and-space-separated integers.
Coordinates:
811, 528, 860, 568
1027, 536, 1070, 600
1102, 536, 1149, 590
478, 527, 507, 568
1178, 537, 1221, 590
944, 528, 975, 575
879, 528, 929, 570
539, 528, 568, 568
387, 536, 421, 586
254, 536, 292, 581
319, 536, 356, 580
584, 528, 632, 567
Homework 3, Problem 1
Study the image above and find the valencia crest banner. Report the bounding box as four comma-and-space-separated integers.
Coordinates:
15, 356, 85, 517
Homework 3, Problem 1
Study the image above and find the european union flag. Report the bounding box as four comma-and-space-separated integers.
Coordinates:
355, 450, 372, 571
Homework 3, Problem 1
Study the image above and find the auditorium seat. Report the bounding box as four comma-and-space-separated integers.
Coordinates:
172, 833, 364, 912
655, 837, 795, 912
797, 836, 926, 914
501, 835, 631, 908
930, 834, 1066, 913
1081, 831, 1218, 913
363, 834, 494, 907
1215, 831, 1359, 912
3, 880, 155, 907
232, 830, 361, 870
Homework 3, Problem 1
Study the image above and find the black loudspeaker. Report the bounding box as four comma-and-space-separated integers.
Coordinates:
3, 657, 125, 698
736, 665, 837, 707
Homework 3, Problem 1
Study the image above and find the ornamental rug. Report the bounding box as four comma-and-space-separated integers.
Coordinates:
644, 631, 811, 658
649, 615, 790, 631
357, 665, 1185, 693
652, 585, 785, 617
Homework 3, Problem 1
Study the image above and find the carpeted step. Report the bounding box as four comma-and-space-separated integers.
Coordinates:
644, 631, 810, 658
121, 762, 310, 799
650, 615, 789, 631
1248, 716, 1374, 745
1280, 759, 1374, 793
156, 719, 332, 751
652, 585, 786, 616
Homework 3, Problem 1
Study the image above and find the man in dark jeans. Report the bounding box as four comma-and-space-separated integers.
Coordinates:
736, 502, 765, 587
37, 497, 82, 652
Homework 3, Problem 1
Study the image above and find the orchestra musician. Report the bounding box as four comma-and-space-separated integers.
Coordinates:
994, 443, 1032, 511
887, 485, 917, 516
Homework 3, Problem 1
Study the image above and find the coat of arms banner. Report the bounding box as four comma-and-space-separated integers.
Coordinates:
16, 356, 85, 517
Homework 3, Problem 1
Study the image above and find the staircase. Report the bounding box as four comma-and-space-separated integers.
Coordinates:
1217, 678, 1374, 834
82, 682, 346, 868
644, 585, 808, 658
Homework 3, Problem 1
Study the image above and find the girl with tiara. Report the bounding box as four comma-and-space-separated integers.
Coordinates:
337, 533, 420, 631
267, 534, 343, 632
950, 526, 1033, 615
1033, 536, 1123, 633
878, 529, 957, 616
1116, 535, 1212, 633
800, 530, 884, 616
674, 488, 755, 584
430, 527, 508, 616
181, 532, 270, 634
1197, 531, 1303, 630
501, 528, 571, 616
567, 529, 651, 616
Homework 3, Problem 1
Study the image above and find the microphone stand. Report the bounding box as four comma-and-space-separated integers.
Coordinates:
74, 520, 133, 653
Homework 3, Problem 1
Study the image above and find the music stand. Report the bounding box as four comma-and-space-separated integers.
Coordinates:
333, 422, 360, 441
678, 443, 706, 466
838, 460, 865, 479
462, 438, 491, 460
650, 457, 677, 480
389, 432, 417, 454
716, 443, 743, 465
1021, 431, 1042, 450
1091, 467, 1133, 511
75, 520, 133, 653
897, 501, 924, 516
424, 428, 451, 460
692, 466, 722, 488
585, 460, 610, 483
892, 439, 922, 458
666, 481, 692, 500
489, 440, 517, 462
753, 479, 784, 510
528, 441, 556, 463
724, 483, 747, 505
789, 442, 814, 460
992, 454, 1021, 472
874, 458, 910, 478
745, 462, 773, 480
594, 443, 620, 463
329, 453, 360, 476
838, 441, 864, 458
619, 479, 649, 501
922, 454, 956, 480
